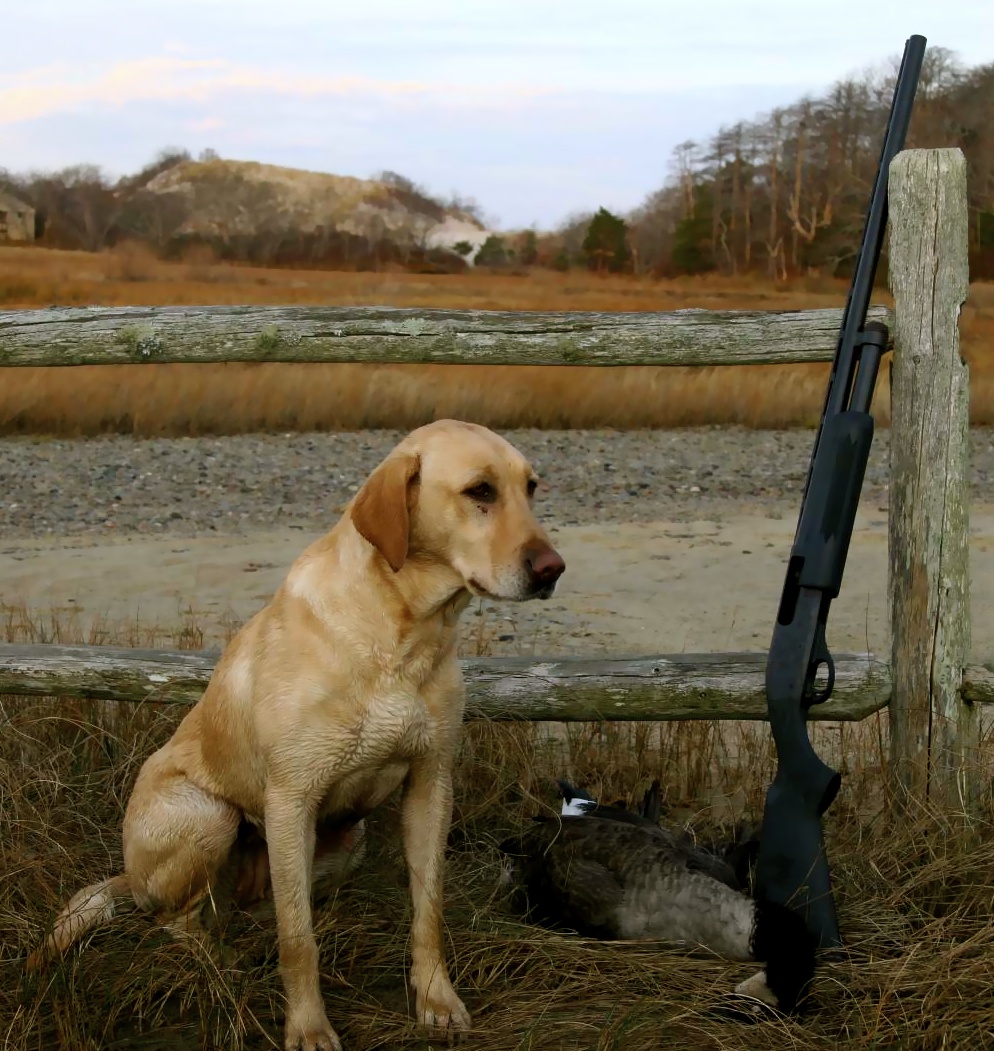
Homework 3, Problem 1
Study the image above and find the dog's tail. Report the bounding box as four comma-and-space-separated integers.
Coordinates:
26, 873, 135, 970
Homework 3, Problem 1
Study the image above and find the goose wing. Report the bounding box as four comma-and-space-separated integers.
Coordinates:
502, 821, 627, 937
545, 807, 745, 892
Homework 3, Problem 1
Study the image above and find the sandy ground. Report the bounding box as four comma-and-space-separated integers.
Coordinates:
3, 500, 992, 661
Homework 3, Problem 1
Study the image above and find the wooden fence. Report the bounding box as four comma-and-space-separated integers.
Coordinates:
0, 148, 981, 810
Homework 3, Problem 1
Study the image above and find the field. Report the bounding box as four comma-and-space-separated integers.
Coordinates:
2, 243, 994, 435
5, 606, 994, 1051
3, 244, 994, 1049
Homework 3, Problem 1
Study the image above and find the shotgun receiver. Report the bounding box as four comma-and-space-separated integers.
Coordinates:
754, 34, 927, 950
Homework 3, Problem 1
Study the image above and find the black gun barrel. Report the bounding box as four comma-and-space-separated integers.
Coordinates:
803, 35, 927, 497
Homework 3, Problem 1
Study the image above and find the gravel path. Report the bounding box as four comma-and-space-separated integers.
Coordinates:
2, 427, 994, 540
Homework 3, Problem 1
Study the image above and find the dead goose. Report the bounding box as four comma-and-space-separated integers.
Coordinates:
555, 779, 757, 893
499, 809, 815, 1013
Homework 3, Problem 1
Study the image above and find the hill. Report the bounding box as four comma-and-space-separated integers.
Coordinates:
0, 151, 492, 270
145, 158, 489, 260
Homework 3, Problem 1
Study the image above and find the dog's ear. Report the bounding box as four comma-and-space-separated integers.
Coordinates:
350, 453, 421, 572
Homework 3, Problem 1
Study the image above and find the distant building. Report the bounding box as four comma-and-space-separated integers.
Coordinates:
0, 190, 35, 243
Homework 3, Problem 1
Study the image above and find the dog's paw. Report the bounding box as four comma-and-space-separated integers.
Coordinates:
284, 1020, 342, 1051
418, 987, 471, 1038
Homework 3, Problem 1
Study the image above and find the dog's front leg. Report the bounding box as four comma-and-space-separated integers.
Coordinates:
266, 788, 341, 1051
401, 757, 471, 1036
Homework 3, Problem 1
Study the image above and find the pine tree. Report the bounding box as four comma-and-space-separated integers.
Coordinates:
582, 208, 631, 272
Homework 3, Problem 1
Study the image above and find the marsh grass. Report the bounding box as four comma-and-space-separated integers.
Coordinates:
4, 604, 994, 1049
3, 246, 994, 436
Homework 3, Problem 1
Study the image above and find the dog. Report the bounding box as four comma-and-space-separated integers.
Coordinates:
27, 419, 565, 1051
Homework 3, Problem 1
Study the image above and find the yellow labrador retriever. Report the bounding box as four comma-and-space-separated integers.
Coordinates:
28, 419, 565, 1051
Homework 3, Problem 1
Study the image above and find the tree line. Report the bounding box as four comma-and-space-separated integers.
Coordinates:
394, 46, 993, 281
0, 150, 484, 272
562, 46, 992, 279
1, 45, 991, 278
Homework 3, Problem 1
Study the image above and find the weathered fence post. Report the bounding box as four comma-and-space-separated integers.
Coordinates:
888, 148, 973, 813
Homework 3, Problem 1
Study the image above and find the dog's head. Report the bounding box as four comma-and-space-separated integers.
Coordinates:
350, 420, 565, 601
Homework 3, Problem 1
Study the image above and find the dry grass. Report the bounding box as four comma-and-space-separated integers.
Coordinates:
5, 607, 994, 1049
3, 245, 993, 435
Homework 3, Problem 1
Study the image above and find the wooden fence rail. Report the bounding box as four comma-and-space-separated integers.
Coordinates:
0, 148, 977, 810
0, 304, 892, 368
0, 645, 896, 721
1, 643, 992, 721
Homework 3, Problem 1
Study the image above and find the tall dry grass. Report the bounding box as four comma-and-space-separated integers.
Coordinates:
3, 244, 993, 435
5, 606, 994, 1049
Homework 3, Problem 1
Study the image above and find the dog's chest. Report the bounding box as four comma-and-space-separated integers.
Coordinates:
353, 632, 456, 759
315, 694, 433, 818
359, 688, 435, 760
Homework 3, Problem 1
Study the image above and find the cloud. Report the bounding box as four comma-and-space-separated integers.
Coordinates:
186, 116, 225, 133
0, 55, 556, 127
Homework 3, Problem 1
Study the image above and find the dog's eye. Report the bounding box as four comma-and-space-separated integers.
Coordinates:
526, 478, 538, 498
464, 481, 496, 503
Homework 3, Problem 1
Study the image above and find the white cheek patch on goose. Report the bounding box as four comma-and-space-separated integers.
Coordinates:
561, 798, 597, 817
558, 780, 598, 817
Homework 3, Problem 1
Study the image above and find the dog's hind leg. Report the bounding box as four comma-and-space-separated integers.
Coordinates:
122, 759, 242, 939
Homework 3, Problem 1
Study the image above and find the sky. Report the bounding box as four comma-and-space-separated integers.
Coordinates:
1, 0, 991, 230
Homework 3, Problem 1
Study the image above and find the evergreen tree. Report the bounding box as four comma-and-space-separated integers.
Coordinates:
475, 234, 509, 267
582, 207, 631, 272
671, 188, 715, 274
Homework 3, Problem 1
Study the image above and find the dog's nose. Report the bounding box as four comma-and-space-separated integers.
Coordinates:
525, 543, 566, 586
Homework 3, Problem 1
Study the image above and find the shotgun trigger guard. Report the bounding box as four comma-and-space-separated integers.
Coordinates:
803, 623, 835, 708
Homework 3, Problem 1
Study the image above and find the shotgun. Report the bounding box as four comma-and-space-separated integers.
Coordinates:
754, 33, 927, 950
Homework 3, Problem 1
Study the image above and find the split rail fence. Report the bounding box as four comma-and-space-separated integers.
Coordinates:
0, 149, 984, 810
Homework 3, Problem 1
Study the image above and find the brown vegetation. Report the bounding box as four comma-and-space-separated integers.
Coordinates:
0, 152, 480, 272
4, 606, 994, 1049
2, 246, 993, 435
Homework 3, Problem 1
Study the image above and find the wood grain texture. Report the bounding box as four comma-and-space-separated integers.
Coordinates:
0, 644, 894, 722
888, 148, 974, 811
0, 304, 892, 368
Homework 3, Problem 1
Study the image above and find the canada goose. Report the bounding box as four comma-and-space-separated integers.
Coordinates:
500, 794, 815, 1013
556, 779, 758, 893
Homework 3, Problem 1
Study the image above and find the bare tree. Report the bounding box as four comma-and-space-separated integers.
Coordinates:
628, 185, 681, 275
23, 165, 122, 251
624, 43, 994, 278
117, 189, 191, 251
739, 123, 761, 270
670, 140, 701, 218
784, 101, 840, 270
762, 112, 787, 281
